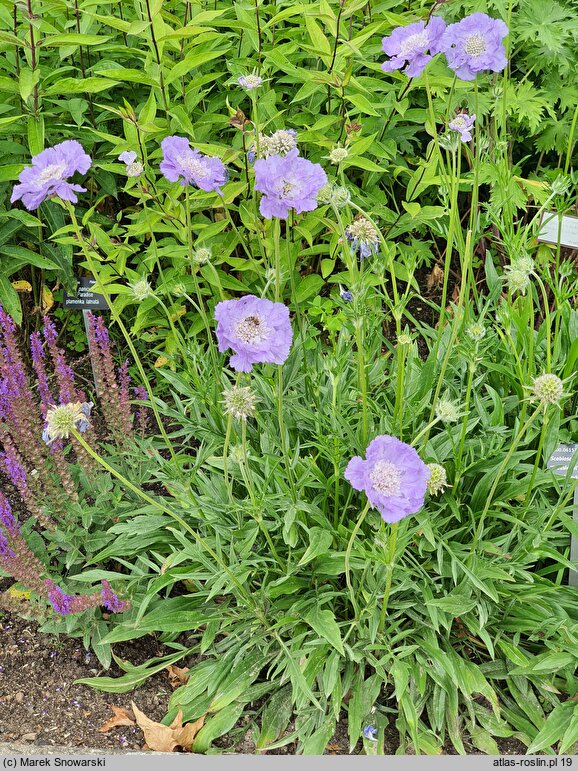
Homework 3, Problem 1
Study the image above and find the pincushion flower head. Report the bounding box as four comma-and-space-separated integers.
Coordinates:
11, 140, 91, 211
345, 435, 430, 523
160, 136, 227, 193
345, 216, 380, 259
449, 112, 476, 142
118, 150, 143, 178
42, 401, 92, 444
253, 149, 327, 219
440, 13, 508, 81
381, 16, 446, 78
214, 295, 293, 372
238, 73, 262, 91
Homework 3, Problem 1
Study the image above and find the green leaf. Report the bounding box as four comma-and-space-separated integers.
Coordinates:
74, 650, 188, 693
298, 527, 332, 566
0, 275, 21, 324
527, 704, 574, 754
193, 703, 245, 753
303, 606, 344, 655
255, 687, 293, 750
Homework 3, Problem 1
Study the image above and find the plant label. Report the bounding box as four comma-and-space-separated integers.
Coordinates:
63, 277, 108, 310
547, 443, 578, 587
538, 212, 578, 249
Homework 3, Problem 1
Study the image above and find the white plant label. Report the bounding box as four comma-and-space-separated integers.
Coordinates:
538, 212, 578, 249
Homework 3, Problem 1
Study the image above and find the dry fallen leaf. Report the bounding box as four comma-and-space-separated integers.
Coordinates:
99, 705, 135, 733
167, 664, 190, 689
131, 702, 205, 752
427, 264, 443, 291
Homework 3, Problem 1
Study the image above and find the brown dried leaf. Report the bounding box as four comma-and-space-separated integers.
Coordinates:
427, 264, 443, 291
229, 109, 249, 130
99, 705, 135, 733
166, 664, 190, 689
131, 702, 205, 752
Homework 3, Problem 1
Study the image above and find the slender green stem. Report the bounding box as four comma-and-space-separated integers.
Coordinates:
64, 202, 176, 461
345, 501, 371, 618
437, 144, 460, 344
378, 522, 398, 634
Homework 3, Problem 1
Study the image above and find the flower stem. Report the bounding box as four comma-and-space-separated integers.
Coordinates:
378, 521, 398, 634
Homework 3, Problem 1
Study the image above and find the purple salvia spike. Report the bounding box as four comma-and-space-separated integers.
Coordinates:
43, 316, 78, 403
30, 331, 54, 415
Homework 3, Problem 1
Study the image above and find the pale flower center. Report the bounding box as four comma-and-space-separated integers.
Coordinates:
399, 31, 429, 56
465, 33, 486, 57
279, 180, 296, 197
235, 314, 268, 345
369, 460, 402, 496
37, 163, 67, 186
178, 155, 209, 179
452, 116, 466, 128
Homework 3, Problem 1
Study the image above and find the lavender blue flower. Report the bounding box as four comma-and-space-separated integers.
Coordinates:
340, 286, 353, 303
160, 136, 227, 193
238, 74, 262, 90
254, 149, 327, 219
119, 150, 143, 178
440, 13, 508, 81
381, 17, 446, 78
363, 725, 378, 741
345, 435, 430, 523
214, 295, 293, 373
449, 112, 476, 142
11, 140, 91, 211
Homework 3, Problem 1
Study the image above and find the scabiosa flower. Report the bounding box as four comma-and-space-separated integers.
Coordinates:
435, 399, 460, 424
467, 322, 486, 342
531, 373, 564, 406
504, 263, 532, 295
222, 385, 257, 421
345, 435, 430, 523
43, 402, 92, 443
214, 295, 293, 373
327, 147, 349, 164
440, 13, 508, 81
345, 216, 380, 259
381, 17, 446, 78
250, 129, 299, 164
160, 136, 227, 193
238, 73, 263, 90
129, 277, 153, 300
397, 333, 413, 346
254, 149, 327, 219
119, 150, 143, 178
449, 112, 476, 142
11, 140, 91, 211
193, 246, 212, 265
426, 463, 448, 496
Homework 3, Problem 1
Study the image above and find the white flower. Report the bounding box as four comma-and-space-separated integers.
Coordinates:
327, 147, 349, 164
129, 277, 153, 300
426, 463, 448, 496
222, 386, 257, 421
43, 403, 91, 443
531, 374, 564, 406
435, 399, 460, 424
